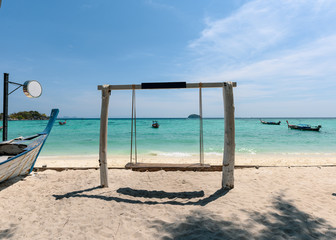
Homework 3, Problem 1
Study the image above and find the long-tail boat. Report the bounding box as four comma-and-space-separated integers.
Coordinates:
0, 109, 58, 183
59, 120, 66, 125
152, 121, 159, 128
260, 119, 281, 125
286, 120, 321, 131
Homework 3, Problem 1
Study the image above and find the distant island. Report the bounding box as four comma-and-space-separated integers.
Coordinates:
0, 111, 49, 120
188, 114, 200, 119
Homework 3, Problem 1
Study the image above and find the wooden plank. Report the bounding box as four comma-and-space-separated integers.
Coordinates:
98, 82, 237, 91
98, 84, 142, 90
187, 82, 237, 88
99, 86, 111, 187
125, 163, 211, 172
222, 82, 235, 189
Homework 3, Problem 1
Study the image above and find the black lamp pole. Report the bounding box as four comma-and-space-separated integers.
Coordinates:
2, 73, 43, 141
2, 73, 27, 141
3, 73, 9, 141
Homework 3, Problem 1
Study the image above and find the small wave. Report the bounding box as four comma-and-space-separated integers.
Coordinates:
281, 152, 335, 156
158, 152, 193, 157
237, 147, 257, 154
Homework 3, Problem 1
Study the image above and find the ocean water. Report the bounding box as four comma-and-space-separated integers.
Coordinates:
3, 118, 336, 156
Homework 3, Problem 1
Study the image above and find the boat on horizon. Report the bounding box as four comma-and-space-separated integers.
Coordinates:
59, 120, 66, 125
286, 120, 321, 131
152, 121, 159, 128
0, 109, 59, 183
260, 119, 281, 125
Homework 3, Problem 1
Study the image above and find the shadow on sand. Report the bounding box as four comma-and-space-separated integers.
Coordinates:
52, 187, 336, 239
116, 187, 205, 199
151, 196, 336, 240
0, 224, 17, 239
53, 187, 229, 206
0, 176, 25, 192
3, 166, 335, 240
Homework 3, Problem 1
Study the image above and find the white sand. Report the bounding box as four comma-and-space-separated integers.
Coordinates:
35, 152, 336, 168
0, 166, 336, 239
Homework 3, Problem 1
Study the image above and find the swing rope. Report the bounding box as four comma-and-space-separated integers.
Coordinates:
199, 83, 204, 165
130, 84, 204, 166
130, 86, 137, 164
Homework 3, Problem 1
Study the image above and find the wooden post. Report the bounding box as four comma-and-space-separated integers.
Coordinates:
222, 82, 235, 189
199, 84, 204, 165
99, 85, 111, 188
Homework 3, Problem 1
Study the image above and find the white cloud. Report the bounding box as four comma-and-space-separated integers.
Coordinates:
190, 0, 336, 59
189, 0, 290, 61
184, 0, 336, 116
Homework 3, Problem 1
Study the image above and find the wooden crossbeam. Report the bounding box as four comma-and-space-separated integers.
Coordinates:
98, 82, 237, 91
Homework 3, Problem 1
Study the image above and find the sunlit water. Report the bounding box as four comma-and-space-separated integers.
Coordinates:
4, 118, 336, 156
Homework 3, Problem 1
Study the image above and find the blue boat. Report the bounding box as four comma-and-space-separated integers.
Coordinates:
286, 120, 321, 131
0, 109, 59, 183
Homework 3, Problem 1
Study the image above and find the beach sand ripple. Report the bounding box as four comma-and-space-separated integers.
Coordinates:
0, 167, 335, 239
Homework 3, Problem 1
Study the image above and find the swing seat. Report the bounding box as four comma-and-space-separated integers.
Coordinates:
125, 162, 211, 172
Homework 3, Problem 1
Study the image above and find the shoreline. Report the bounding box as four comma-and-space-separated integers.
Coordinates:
36, 152, 336, 168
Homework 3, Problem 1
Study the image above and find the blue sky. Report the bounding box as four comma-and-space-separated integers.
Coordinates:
1, 0, 335, 118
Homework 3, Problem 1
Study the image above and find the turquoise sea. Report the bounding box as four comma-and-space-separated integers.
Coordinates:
3, 118, 336, 156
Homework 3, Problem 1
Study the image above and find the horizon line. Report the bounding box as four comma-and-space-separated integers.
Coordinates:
55, 117, 336, 120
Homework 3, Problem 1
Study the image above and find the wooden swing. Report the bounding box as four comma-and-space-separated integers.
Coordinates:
98, 82, 236, 189
125, 83, 209, 171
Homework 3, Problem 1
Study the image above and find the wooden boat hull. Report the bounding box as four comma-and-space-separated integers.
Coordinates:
0, 142, 43, 182
260, 120, 281, 125
0, 109, 58, 183
152, 121, 159, 128
287, 125, 321, 131
286, 121, 321, 131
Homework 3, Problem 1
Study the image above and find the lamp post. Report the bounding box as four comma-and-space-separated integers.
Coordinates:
2, 73, 42, 141
3, 73, 9, 141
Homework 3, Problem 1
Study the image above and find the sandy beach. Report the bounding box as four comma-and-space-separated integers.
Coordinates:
1, 163, 335, 239
35, 153, 336, 168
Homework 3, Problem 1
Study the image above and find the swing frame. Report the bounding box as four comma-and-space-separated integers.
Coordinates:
98, 82, 237, 189
128, 84, 205, 166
